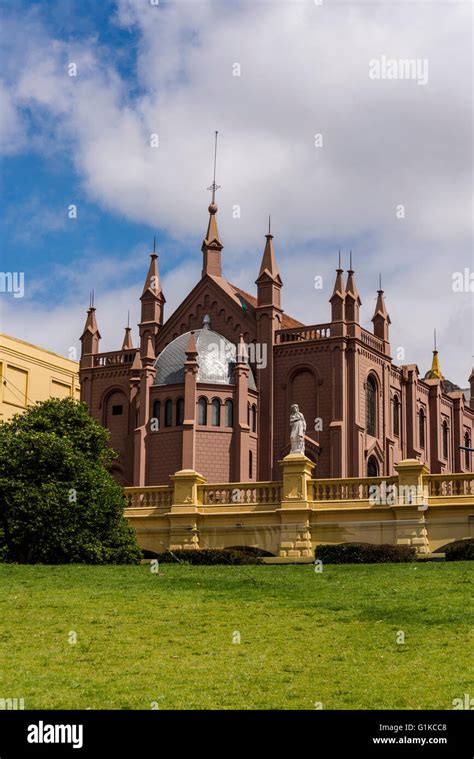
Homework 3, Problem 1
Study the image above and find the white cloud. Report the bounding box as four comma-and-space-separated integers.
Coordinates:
1, 0, 472, 384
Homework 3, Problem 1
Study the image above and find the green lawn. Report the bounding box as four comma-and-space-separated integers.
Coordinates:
0, 562, 472, 710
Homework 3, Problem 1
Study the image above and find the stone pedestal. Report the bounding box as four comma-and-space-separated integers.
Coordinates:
168, 469, 206, 550
393, 459, 430, 554
278, 453, 314, 507
276, 453, 314, 557
394, 459, 429, 506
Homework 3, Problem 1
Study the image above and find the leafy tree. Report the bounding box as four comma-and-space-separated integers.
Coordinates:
0, 398, 141, 564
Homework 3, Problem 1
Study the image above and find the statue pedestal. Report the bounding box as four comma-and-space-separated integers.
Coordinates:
276, 453, 315, 558
278, 453, 314, 507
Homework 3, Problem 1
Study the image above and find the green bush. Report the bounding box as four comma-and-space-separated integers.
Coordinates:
444, 539, 474, 562
0, 398, 141, 564
315, 542, 416, 564
157, 549, 263, 565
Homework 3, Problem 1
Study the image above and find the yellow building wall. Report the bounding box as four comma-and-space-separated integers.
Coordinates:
0, 333, 80, 423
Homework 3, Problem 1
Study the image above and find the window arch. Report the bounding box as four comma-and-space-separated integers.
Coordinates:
249, 450, 253, 479
251, 404, 257, 433
392, 396, 400, 437
151, 399, 160, 429
419, 408, 425, 449
224, 399, 234, 427
464, 432, 471, 469
164, 399, 173, 428
366, 375, 377, 437
367, 456, 379, 477
211, 398, 221, 427
442, 420, 449, 460
176, 398, 184, 426
198, 397, 207, 425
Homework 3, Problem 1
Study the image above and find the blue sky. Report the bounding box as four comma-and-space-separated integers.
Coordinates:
0, 0, 472, 384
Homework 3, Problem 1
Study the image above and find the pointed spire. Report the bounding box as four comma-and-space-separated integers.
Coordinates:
372, 280, 390, 322
371, 276, 391, 345
330, 250, 345, 300
330, 251, 346, 324
236, 333, 248, 364
142, 252, 162, 297
203, 203, 223, 249
80, 299, 101, 357
345, 250, 361, 323
131, 349, 142, 374
81, 306, 99, 338
346, 250, 361, 301
202, 132, 223, 277
257, 220, 282, 285
426, 330, 444, 381
122, 321, 133, 351
139, 247, 165, 356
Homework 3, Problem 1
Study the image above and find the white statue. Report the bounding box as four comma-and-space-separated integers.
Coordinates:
290, 404, 306, 454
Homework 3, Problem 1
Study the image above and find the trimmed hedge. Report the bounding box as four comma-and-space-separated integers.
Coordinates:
156, 549, 263, 565
315, 542, 416, 564
445, 539, 474, 562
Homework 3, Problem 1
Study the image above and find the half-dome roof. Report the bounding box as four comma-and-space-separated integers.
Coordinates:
153, 328, 257, 389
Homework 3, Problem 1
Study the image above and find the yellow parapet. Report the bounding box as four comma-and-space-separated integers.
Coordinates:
123, 462, 474, 561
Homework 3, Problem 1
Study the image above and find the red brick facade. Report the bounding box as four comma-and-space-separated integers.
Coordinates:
79, 204, 474, 485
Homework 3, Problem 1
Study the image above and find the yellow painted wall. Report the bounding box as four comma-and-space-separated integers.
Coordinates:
0, 333, 80, 423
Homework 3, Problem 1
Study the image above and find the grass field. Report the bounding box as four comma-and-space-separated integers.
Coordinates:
0, 562, 472, 710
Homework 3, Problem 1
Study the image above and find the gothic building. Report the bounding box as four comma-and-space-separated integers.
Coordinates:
79, 201, 474, 486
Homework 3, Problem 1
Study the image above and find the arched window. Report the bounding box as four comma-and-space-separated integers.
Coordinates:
247, 402, 250, 427
249, 450, 253, 479
464, 432, 471, 469
392, 396, 400, 437
176, 398, 184, 426
224, 399, 234, 427
151, 400, 160, 430
212, 399, 221, 426
419, 409, 425, 449
164, 399, 173, 428
198, 397, 207, 425
251, 404, 257, 433
442, 420, 449, 460
367, 456, 379, 477
198, 398, 207, 425
366, 375, 377, 437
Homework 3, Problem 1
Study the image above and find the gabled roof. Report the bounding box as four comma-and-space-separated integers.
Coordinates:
226, 282, 303, 329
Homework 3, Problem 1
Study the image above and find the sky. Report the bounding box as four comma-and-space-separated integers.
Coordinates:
0, 0, 472, 385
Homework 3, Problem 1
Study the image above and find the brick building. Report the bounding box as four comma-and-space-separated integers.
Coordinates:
79, 201, 474, 485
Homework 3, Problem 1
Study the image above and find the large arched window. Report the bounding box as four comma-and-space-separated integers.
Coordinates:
151, 400, 160, 430
392, 396, 400, 437
419, 409, 425, 449
251, 404, 257, 433
176, 398, 184, 426
212, 399, 221, 426
224, 399, 234, 427
164, 399, 173, 428
249, 450, 253, 479
367, 456, 379, 477
442, 420, 449, 460
464, 432, 471, 469
198, 397, 207, 425
366, 375, 377, 437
